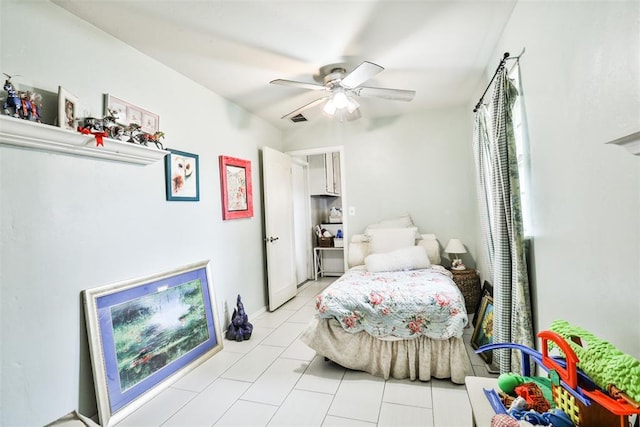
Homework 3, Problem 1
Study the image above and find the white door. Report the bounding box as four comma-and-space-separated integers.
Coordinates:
263, 146, 297, 311
291, 160, 310, 284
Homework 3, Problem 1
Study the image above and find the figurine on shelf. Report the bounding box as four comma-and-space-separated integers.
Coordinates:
77, 110, 166, 150
139, 130, 165, 150
2, 74, 42, 122
19, 91, 42, 122
2, 74, 22, 117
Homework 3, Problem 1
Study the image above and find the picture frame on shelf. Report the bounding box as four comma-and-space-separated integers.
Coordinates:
219, 155, 253, 220
57, 86, 78, 131
104, 94, 159, 134
83, 260, 223, 427
472, 281, 493, 327
471, 295, 494, 363
165, 149, 199, 201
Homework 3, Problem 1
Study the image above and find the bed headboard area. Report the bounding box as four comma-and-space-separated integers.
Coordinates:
347, 214, 441, 269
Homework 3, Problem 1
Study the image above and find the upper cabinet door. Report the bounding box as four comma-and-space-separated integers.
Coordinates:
309, 153, 340, 196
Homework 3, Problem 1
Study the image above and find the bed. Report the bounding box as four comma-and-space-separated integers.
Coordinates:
300, 218, 474, 384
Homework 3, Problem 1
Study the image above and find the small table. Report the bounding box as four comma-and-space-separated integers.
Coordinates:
450, 268, 481, 313
313, 247, 344, 280
464, 376, 500, 427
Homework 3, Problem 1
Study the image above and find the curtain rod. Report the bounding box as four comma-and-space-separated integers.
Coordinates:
473, 49, 525, 112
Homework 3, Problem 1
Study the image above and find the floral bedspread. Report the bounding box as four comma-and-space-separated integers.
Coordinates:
315, 266, 468, 339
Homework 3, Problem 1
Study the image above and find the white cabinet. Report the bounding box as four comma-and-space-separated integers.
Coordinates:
309, 153, 341, 196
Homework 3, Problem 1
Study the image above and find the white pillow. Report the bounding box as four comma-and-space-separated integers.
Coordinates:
418, 234, 441, 265
365, 245, 431, 272
365, 214, 422, 240
348, 242, 369, 268
366, 227, 417, 254
350, 234, 369, 243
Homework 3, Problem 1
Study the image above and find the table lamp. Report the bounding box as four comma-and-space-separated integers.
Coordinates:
445, 238, 467, 270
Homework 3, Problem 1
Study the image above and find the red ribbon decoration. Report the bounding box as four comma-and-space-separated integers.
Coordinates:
77, 126, 108, 147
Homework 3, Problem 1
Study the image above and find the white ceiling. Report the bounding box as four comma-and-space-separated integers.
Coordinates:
52, 0, 517, 130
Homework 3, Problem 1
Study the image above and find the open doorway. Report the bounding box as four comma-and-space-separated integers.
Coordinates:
287, 146, 348, 284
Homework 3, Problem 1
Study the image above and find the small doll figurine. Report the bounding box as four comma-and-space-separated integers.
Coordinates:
2, 76, 21, 117
451, 258, 465, 270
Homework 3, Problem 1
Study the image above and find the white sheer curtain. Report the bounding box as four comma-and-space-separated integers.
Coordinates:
473, 64, 534, 374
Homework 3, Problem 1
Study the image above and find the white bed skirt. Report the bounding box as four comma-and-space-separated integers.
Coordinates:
300, 316, 473, 384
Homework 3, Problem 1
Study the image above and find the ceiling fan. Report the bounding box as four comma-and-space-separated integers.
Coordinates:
270, 61, 416, 122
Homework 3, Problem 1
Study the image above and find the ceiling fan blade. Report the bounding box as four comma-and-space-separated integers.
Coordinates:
270, 79, 326, 91
351, 86, 416, 102
281, 97, 330, 120
340, 61, 384, 89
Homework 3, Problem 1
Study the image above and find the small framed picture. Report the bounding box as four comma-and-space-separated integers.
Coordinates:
165, 149, 199, 201
126, 107, 142, 127
58, 86, 78, 131
83, 261, 223, 427
219, 155, 253, 220
472, 281, 493, 327
471, 295, 494, 363
104, 94, 159, 134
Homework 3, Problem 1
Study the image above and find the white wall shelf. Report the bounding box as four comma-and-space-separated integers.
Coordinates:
606, 131, 640, 156
0, 115, 168, 165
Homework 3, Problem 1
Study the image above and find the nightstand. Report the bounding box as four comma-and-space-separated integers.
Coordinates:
450, 268, 481, 313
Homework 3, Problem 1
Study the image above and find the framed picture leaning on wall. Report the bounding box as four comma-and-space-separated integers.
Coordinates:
83, 261, 223, 427
472, 281, 493, 327
471, 295, 494, 363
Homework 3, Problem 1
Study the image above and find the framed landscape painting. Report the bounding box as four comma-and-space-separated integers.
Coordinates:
83, 261, 222, 426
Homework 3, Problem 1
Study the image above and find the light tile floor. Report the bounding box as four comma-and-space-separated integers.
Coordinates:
117, 278, 496, 427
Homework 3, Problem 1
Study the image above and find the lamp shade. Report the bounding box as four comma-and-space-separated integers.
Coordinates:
445, 239, 466, 254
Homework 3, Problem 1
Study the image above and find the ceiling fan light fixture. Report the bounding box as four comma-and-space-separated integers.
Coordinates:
323, 98, 337, 115
346, 97, 359, 113
324, 91, 359, 116
333, 91, 349, 109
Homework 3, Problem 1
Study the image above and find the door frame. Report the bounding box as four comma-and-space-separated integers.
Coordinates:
290, 156, 312, 283
286, 145, 348, 274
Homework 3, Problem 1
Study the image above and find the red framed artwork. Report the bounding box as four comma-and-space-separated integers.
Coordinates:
219, 156, 253, 220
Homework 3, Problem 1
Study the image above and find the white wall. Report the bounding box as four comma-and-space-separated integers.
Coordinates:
283, 107, 480, 271
0, 1, 282, 425
487, 1, 640, 357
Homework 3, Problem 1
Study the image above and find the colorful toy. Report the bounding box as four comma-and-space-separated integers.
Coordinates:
498, 372, 554, 406
550, 319, 640, 403
478, 324, 640, 426
498, 373, 525, 394
514, 382, 551, 413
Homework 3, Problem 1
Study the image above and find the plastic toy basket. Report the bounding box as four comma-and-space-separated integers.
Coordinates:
477, 330, 640, 427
